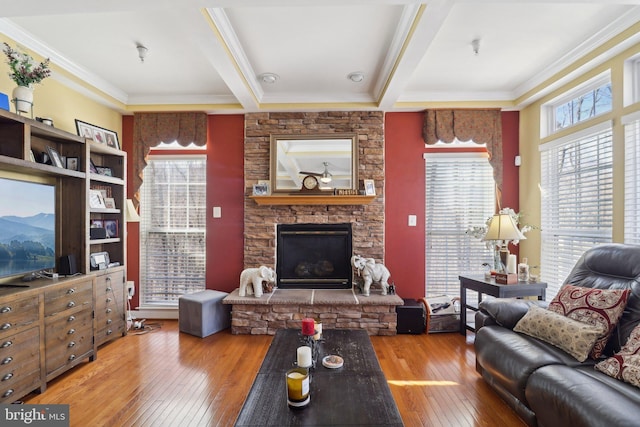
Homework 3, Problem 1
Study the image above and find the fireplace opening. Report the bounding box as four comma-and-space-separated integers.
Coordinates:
276, 223, 352, 289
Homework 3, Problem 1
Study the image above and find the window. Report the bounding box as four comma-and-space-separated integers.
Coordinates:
539, 121, 613, 299
139, 155, 207, 307
623, 111, 640, 244
542, 73, 612, 136
424, 152, 495, 297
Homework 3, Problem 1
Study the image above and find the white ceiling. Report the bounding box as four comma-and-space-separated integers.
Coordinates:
1, 0, 639, 114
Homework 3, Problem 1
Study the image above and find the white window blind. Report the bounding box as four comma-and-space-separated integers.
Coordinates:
424, 152, 495, 297
623, 111, 640, 245
140, 155, 207, 307
539, 121, 613, 299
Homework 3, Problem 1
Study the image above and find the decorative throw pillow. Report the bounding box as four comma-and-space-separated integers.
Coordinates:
548, 284, 630, 359
514, 305, 607, 362
595, 323, 640, 388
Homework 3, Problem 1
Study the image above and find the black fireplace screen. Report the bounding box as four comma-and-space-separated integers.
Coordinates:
276, 223, 352, 289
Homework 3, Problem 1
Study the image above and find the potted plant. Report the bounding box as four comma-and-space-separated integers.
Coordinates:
3, 42, 51, 114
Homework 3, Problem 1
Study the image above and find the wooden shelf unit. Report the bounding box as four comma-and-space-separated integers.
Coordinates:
0, 109, 128, 401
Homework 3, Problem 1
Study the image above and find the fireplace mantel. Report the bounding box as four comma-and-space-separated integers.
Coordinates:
250, 195, 375, 205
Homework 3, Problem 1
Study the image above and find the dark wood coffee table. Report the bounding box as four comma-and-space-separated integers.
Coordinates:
234, 328, 403, 426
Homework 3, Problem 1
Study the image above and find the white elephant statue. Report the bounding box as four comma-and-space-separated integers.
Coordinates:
239, 266, 276, 298
351, 255, 391, 297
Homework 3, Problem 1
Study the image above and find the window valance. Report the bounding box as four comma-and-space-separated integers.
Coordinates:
132, 112, 208, 204
423, 109, 503, 192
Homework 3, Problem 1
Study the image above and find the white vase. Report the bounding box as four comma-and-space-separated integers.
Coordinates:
12, 85, 34, 114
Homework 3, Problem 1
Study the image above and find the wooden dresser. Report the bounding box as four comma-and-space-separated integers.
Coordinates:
0, 270, 126, 403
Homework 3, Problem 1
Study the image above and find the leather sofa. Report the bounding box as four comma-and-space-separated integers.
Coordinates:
474, 243, 640, 427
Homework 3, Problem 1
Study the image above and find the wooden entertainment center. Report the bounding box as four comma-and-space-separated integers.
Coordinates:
0, 109, 127, 402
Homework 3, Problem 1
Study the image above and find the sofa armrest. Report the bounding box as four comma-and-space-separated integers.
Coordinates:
478, 298, 548, 330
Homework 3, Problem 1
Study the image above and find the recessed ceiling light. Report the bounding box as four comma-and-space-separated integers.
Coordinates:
347, 72, 364, 83
258, 73, 279, 84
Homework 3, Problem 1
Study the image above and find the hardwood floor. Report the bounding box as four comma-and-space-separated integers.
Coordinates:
24, 321, 525, 427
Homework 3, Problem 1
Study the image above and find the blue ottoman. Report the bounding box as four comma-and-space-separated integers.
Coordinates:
179, 290, 230, 337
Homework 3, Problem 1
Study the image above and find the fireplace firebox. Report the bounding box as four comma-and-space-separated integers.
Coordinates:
276, 223, 352, 289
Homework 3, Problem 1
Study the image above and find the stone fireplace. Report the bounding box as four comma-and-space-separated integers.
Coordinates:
226, 111, 402, 336
276, 223, 352, 289
244, 111, 385, 268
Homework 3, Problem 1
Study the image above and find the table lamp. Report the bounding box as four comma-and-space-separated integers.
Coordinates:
483, 212, 526, 273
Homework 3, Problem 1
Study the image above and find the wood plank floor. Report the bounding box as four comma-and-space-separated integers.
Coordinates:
24, 321, 526, 427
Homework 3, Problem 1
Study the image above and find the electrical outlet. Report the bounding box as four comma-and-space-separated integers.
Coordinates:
126, 281, 135, 299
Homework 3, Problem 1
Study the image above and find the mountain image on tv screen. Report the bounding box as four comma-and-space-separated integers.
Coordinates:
0, 177, 55, 278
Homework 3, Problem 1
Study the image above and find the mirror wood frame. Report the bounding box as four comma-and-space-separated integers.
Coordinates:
270, 133, 358, 193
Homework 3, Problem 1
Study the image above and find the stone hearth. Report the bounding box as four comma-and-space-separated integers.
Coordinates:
223, 288, 403, 336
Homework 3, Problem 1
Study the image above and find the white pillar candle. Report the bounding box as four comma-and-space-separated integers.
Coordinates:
507, 254, 517, 274
297, 346, 312, 367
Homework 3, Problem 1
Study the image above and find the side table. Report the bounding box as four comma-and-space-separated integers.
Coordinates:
459, 275, 547, 335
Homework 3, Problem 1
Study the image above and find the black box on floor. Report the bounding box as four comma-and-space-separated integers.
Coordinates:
396, 299, 426, 334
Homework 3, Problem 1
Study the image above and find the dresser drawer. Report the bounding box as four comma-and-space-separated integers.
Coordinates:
0, 327, 41, 403
0, 297, 39, 336
0, 369, 41, 403
45, 309, 93, 375
44, 280, 93, 317
95, 270, 125, 297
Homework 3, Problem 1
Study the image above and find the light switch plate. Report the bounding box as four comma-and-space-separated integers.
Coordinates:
213, 206, 222, 218
408, 215, 417, 227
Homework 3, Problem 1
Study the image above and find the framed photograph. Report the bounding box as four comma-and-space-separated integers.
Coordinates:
75, 119, 120, 150
104, 197, 116, 209
253, 183, 268, 196
66, 156, 79, 171
104, 219, 119, 238
89, 158, 98, 174
95, 166, 113, 176
257, 180, 271, 195
89, 189, 106, 209
90, 219, 104, 229
363, 179, 376, 196
29, 150, 36, 162
46, 146, 64, 168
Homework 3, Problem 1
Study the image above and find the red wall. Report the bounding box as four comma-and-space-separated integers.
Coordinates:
123, 115, 245, 308
384, 111, 519, 299
125, 111, 518, 305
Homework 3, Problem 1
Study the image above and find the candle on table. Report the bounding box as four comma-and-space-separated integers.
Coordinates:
297, 346, 312, 368
286, 368, 310, 407
507, 254, 517, 274
313, 320, 322, 340
302, 318, 315, 336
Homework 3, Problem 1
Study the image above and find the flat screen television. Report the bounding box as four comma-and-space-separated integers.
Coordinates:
0, 176, 56, 279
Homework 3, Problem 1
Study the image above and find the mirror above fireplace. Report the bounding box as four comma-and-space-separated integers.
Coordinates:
270, 134, 358, 192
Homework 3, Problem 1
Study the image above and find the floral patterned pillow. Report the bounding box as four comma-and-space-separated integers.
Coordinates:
595, 323, 640, 388
549, 285, 630, 359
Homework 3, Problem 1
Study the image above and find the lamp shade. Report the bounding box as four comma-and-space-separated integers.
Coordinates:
483, 213, 526, 242
125, 199, 141, 223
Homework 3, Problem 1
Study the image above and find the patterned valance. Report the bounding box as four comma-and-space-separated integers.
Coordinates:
132, 112, 208, 205
423, 109, 503, 192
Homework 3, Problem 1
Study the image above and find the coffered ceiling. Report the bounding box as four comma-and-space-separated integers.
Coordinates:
1, 0, 639, 114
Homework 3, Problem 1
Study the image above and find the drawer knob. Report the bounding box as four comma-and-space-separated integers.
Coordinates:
0, 306, 11, 314
67, 288, 76, 294
68, 329, 75, 335
2, 389, 13, 398
67, 301, 76, 308
106, 308, 112, 314
107, 329, 113, 335
106, 319, 112, 325
68, 315, 76, 322
106, 298, 112, 303
2, 357, 12, 365
68, 341, 75, 348
106, 287, 112, 292
68, 354, 76, 361
106, 276, 112, 282
2, 372, 13, 381
1, 341, 12, 348
1, 323, 10, 331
